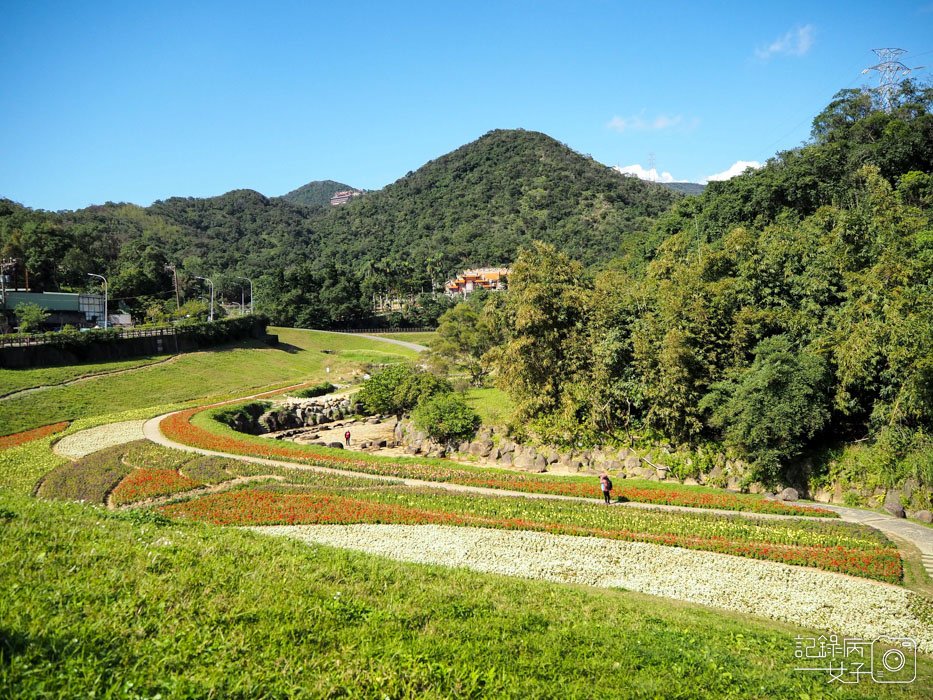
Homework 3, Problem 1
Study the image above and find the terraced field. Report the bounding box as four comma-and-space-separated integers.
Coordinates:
2, 329, 932, 698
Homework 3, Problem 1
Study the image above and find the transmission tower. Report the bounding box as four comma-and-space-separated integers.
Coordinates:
861, 48, 924, 112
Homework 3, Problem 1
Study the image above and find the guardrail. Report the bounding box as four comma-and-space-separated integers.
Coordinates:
331, 327, 436, 334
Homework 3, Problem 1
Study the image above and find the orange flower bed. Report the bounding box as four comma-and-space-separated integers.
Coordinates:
161, 408, 837, 517
159, 489, 900, 582
110, 468, 201, 505
0, 421, 70, 450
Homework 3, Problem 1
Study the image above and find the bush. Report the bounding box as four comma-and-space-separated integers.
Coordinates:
213, 402, 271, 434
292, 382, 336, 399
355, 364, 452, 415
412, 393, 481, 445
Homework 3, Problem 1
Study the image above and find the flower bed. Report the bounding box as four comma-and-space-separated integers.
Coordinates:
54, 420, 147, 458
0, 422, 69, 450
255, 524, 932, 653
162, 407, 838, 517
111, 468, 201, 505
160, 488, 900, 582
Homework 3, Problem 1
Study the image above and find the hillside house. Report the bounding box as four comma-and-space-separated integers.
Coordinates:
445, 267, 510, 296
329, 189, 363, 206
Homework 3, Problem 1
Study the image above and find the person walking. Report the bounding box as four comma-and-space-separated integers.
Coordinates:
600, 472, 613, 504
344, 430, 351, 446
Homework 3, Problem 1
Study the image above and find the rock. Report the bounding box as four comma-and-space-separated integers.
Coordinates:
327, 442, 344, 450
682, 477, 699, 486
499, 453, 512, 466
376, 439, 388, 448
499, 441, 516, 455
883, 491, 906, 518
404, 445, 420, 455
606, 460, 623, 472
623, 456, 641, 470
366, 417, 381, 425
359, 441, 372, 449
725, 476, 742, 491
778, 487, 799, 502
514, 453, 537, 471
458, 442, 470, 454
533, 455, 548, 471
913, 510, 933, 524
546, 449, 560, 465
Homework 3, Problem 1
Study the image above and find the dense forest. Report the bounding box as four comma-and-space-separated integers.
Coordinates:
447, 81, 931, 494
0, 130, 679, 328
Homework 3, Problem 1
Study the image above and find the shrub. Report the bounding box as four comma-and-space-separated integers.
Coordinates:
213, 401, 271, 434
355, 364, 452, 415
412, 393, 481, 445
292, 382, 336, 399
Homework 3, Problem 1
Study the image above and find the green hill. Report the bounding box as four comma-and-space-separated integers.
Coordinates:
279, 179, 357, 208
316, 129, 680, 272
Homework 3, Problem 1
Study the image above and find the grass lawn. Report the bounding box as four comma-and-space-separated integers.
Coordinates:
2, 490, 929, 699
464, 386, 515, 425
0, 356, 167, 397
0, 328, 417, 436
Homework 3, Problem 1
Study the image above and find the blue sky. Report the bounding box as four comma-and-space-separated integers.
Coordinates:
1, 0, 931, 211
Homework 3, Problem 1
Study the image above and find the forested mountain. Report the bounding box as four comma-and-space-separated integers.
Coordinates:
1, 129, 680, 327
279, 180, 356, 208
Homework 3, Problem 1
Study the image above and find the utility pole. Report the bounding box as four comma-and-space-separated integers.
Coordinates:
195, 276, 214, 321
862, 48, 925, 112
165, 264, 180, 310
237, 277, 254, 315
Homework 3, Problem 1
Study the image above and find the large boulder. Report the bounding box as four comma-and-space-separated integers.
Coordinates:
883, 491, 906, 518
912, 510, 933, 524
778, 487, 799, 502
327, 442, 344, 450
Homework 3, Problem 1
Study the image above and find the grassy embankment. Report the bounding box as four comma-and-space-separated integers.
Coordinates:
0, 328, 417, 436
3, 489, 931, 699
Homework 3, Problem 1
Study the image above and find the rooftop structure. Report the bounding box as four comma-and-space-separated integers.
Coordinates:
330, 189, 363, 206
445, 267, 510, 296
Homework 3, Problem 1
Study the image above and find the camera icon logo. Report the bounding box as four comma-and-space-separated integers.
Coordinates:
871, 636, 917, 683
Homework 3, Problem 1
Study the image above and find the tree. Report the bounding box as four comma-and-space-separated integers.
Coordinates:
412, 393, 481, 445
700, 335, 830, 482
15, 303, 49, 334
429, 291, 505, 385
354, 364, 452, 416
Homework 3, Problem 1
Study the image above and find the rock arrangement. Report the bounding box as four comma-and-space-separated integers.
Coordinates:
258, 396, 354, 433
394, 421, 752, 487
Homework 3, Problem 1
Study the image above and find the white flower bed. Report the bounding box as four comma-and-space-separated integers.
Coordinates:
254, 524, 933, 653
54, 420, 147, 458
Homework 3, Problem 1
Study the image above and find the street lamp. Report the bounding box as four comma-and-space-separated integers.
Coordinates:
237, 276, 254, 315
87, 273, 108, 329
195, 276, 214, 322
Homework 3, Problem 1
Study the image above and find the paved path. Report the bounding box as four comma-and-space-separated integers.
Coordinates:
307, 329, 429, 353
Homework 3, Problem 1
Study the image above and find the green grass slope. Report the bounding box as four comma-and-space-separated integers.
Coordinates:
0, 328, 417, 436
2, 491, 929, 699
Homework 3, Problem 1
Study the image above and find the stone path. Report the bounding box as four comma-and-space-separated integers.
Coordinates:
306, 329, 428, 353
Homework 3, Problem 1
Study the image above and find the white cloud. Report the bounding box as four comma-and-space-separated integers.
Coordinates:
704, 160, 762, 182
755, 24, 814, 60
613, 164, 681, 183
606, 113, 690, 133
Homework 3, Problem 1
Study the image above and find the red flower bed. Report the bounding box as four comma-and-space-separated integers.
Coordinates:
0, 421, 70, 450
111, 468, 200, 505
161, 408, 837, 517
159, 489, 900, 583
